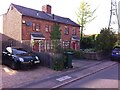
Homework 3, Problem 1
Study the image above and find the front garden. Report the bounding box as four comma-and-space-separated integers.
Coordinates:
79, 27, 118, 60
33, 27, 118, 71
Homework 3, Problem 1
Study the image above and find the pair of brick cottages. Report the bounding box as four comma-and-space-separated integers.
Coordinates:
1, 3, 80, 52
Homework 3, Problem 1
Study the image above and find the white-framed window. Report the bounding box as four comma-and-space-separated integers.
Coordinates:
33, 23, 40, 31
33, 23, 35, 30
72, 27, 76, 35
36, 24, 40, 31
63, 41, 70, 48
45, 25, 49, 32
64, 26, 69, 35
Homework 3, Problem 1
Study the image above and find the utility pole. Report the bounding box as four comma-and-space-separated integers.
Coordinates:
108, 0, 120, 33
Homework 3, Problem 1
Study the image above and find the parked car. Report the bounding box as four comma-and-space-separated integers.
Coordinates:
2, 47, 40, 70
111, 46, 120, 61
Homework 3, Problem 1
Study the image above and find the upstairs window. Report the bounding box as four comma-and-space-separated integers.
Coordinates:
33, 23, 40, 31
64, 26, 69, 35
33, 23, 35, 30
72, 27, 76, 35
36, 24, 40, 31
45, 25, 49, 32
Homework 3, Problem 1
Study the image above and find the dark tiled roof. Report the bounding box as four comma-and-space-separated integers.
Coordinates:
11, 3, 80, 27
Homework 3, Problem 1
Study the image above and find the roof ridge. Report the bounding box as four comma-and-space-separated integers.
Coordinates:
11, 3, 42, 13
10, 3, 80, 27
11, 3, 69, 19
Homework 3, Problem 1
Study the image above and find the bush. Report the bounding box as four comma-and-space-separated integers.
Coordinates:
63, 48, 84, 59
116, 33, 120, 45
80, 35, 96, 49
95, 27, 117, 53
74, 50, 84, 59
51, 54, 66, 71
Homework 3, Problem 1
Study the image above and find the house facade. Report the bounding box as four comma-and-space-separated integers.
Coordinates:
2, 4, 80, 52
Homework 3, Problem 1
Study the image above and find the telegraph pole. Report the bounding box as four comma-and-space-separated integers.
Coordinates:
108, 0, 120, 33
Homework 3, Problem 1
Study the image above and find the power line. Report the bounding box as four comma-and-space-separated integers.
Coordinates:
108, 0, 120, 33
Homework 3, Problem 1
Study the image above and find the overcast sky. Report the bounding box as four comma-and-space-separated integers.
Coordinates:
0, 0, 120, 34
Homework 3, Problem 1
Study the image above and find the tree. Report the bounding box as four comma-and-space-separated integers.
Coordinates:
95, 27, 117, 53
76, 0, 96, 40
50, 23, 61, 53
50, 23, 61, 40
117, 33, 120, 45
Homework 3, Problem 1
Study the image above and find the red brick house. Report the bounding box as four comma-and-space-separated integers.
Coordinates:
2, 3, 80, 52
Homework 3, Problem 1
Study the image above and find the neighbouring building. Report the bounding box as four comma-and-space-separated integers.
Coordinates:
0, 15, 3, 40
0, 15, 3, 57
118, 1, 120, 33
2, 3, 80, 52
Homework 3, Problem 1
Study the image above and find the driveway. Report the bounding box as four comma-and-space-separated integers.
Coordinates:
1, 65, 57, 88
1, 59, 105, 88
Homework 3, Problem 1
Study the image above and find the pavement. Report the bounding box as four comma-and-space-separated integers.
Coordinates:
7, 59, 117, 89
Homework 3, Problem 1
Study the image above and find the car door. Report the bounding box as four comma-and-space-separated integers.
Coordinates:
2, 50, 10, 65
2, 50, 8, 64
3, 49, 13, 66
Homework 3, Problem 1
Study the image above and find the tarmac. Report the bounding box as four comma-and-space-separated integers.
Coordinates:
12, 59, 117, 89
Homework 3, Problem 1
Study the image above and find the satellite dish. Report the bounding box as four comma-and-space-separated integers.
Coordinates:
26, 21, 32, 26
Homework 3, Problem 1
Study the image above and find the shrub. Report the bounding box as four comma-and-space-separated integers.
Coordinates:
95, 27, 117, 53
51, 54, 66, 71
74, 50, 84, 59
80, 35, 96, 49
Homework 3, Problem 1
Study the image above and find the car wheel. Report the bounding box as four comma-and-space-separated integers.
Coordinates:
11, 61, 18, 70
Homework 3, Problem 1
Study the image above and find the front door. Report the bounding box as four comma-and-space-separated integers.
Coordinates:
33, 41, 39, 52
39, 40, 45, 52
72, 42, 76, 50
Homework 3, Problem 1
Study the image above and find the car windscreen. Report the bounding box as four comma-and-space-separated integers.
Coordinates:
114, 47, 120, 51
12, 49, 27, 55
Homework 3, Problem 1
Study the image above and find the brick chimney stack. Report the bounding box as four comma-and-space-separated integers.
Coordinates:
42, 5, 51, 14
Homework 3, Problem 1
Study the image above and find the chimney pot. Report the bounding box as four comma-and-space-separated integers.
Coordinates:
52, 14, 54, 19
42, 5, 51, 14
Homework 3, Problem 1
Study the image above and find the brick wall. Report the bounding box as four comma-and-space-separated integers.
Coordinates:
22, 16, 80, 41
2, 5, 80, 51
22, 16, 53, 40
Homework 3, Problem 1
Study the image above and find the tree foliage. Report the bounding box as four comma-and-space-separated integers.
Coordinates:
50, 23, 61, 53
95, 28, 117, 53
81, 35, 96, 49
76, 0, 96, 40
50, 23, 61, 40
117, 33, 120, 45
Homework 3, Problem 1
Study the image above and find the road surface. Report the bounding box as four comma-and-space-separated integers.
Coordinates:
61, 63, 120, 88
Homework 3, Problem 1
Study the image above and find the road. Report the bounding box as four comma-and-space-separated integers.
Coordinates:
61, 63, 120, 88
1, 59, 104, 88
1, 60, 118, 89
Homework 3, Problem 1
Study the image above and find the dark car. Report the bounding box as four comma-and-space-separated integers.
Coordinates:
111, 46, 120, 61
2, 47, 40, 70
